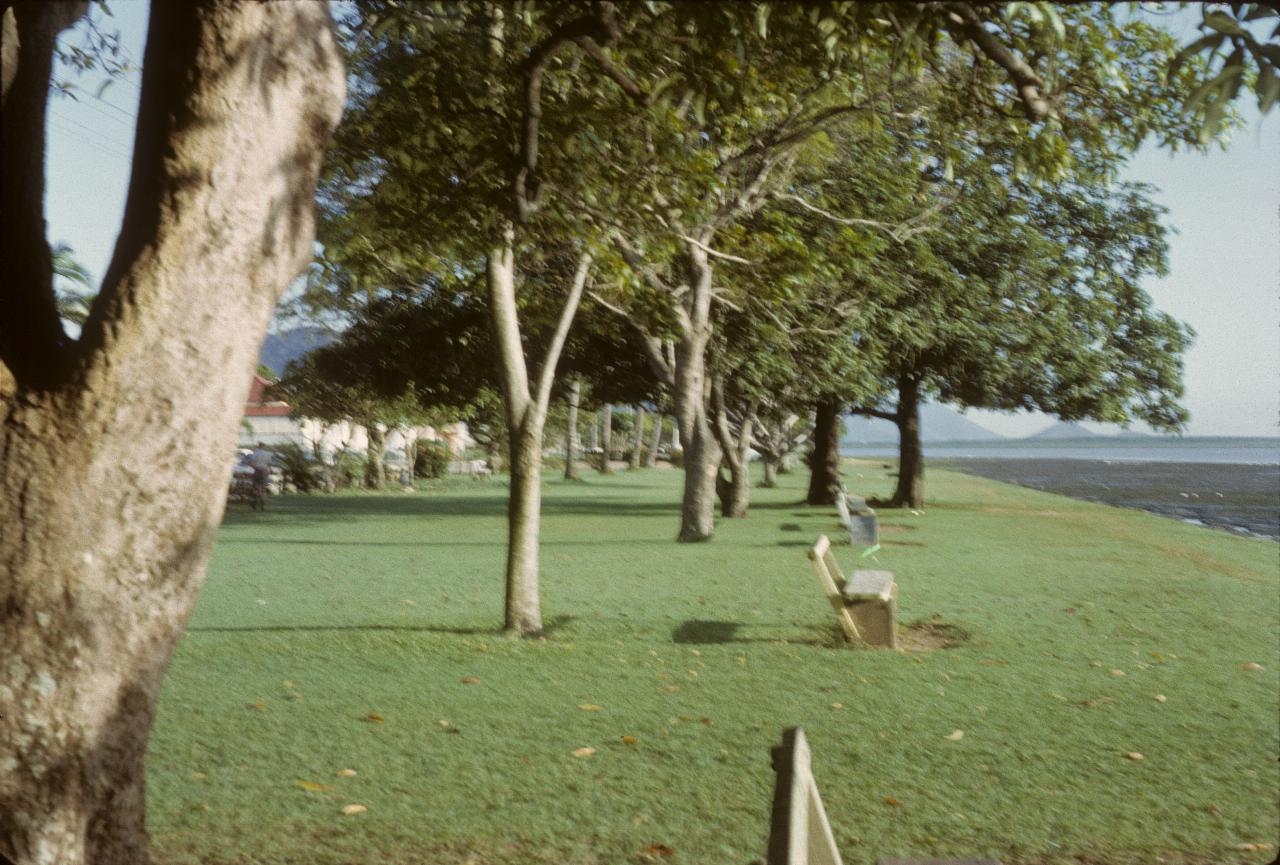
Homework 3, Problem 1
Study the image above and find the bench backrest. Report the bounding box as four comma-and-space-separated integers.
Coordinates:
833, 492, 852, 528
808, 535, 860, 642
767, 727, 844, 865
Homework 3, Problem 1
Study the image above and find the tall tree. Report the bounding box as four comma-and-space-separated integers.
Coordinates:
0, 2, 344, 862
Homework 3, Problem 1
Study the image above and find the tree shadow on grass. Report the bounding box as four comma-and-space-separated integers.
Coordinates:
187, 614, 576, 637
671, 619, 830, 645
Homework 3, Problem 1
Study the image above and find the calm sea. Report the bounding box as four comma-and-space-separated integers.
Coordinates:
841, 436, 1280, 465
841, 438, 1280, 540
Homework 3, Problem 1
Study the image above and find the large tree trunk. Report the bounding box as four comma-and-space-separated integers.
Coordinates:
0, 4, 344, 864
890, 376, 925, 509
598, 404, 613, 473
679, 421, 722, 540
563, 377, 580, 480
629, 405, 645, 469
364, 423, 386, 489
806, 398, 843, 505
645, 411, 661, 467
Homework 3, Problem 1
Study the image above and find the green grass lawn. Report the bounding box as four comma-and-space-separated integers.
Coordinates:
147, 462, 1279, 865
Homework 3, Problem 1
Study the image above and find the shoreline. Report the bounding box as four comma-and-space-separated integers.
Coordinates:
934, 457, 1280, 540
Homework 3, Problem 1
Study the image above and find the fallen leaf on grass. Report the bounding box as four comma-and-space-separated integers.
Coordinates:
295, 780, 333, 792
336, 769, 357, 777
340, 804, 368, 815
578, 704, 604, 712
460, 676, 481, 685
248, 701, 266, 711
639, 843, 675, 859
1110, 669, 1126, 677
437, 719, 451, 728
1124, 752, 1144, 761
699, 717, 713, 726
883, 796, 901, 807
621, 735, 638, 745
831, 703, 844, 710
366, 712, 384, 723
572, 747, 596, 757
282, 680, 297, 689
658, 685, 680, 694
1239, 662, 1264, 671
978, 658, 1007, 666
1154, 694, 1167, 703
191, 772, 207, 780
402, 599, 416, 606
946, 729, 964, 741
1090, 661, 1103, 668
1234, 842, 1274, 852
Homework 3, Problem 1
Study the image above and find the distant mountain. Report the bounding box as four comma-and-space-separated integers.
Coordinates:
1028, 421, 1098, 440
843, 403, 1006, 444
259, 326, 334, 376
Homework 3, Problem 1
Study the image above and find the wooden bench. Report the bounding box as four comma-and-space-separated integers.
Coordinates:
766, 727, 843, 865
766, 727, 1003, 865
835, 482, 878, 546
808, 535, 897, 648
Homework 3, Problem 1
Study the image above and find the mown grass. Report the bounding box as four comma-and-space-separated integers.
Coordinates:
147, 462, 1279, 865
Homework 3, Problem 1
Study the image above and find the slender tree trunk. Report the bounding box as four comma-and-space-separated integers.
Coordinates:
890, 376, 925, 509
598, 404, 613, 473
670, 423, 680, 451
364, 423, 385, 489
629, 405, 645, 469
806, 398, 843, 505
0, 4, 343, 863
504, 419, 544, 634
487, 233, 591, 636
590, 415, 599, 452
645, 412, 661, 467
563, 377, 580, 480
761, 457, 779, 487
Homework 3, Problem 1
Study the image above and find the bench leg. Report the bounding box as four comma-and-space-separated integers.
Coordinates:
847, 584, 897, 649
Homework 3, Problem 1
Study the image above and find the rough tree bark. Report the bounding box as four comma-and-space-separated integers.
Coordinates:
890, 375, 925, 509
563, 376, 581, 480
598, 404, 613, 473
806, 398, 843, 505
488, 231, 591, 635
629, 404, 645, 469
364, 423, 386, 489
0, 3, 344, 864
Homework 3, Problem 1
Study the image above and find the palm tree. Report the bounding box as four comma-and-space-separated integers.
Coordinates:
52, 241, 96, 325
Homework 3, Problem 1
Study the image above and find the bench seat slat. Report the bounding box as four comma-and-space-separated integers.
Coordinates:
843, 569, 895, 602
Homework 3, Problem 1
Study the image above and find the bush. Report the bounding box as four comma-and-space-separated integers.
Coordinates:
414, 440, 451, 479
332, 451, 366, 489
272, 442, 321, 493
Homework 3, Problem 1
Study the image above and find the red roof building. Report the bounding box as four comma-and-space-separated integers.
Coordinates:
245, 374, 291, 418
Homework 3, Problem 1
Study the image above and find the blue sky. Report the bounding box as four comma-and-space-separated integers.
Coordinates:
44, 1, 1279, 438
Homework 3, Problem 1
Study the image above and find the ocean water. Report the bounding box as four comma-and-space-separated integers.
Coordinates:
842, 436, 1280, 465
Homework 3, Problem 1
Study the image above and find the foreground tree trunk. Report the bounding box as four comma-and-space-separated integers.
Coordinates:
563, 377, 581, 480
364, 423, 386, 489
487, 230, 591, 635
890, 376, 925, 508
598, 404, 613, 473
629, 405, 645, 469
0, 3, 344, 863
806, 398, 843, 505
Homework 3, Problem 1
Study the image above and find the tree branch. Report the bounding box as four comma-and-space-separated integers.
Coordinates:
532, 251, 593, 418
936, 1, 1052, 121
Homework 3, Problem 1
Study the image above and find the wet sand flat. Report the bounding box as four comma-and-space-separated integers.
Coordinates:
938, 457, 1280, 540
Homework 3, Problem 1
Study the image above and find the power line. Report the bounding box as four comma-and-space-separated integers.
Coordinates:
47, 116, 133, 161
